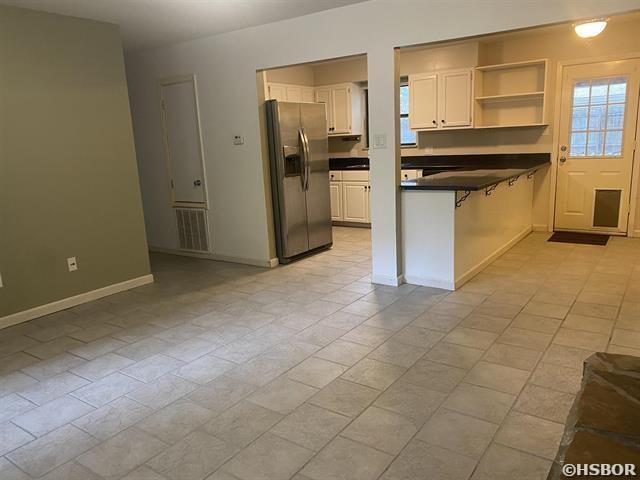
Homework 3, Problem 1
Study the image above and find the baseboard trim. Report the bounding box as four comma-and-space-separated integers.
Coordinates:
149, 246, 278, 268
454, 225, 532, 289
532, 224, 549, 232
371, 273, 405, 287
632, 229, 640, 238
404, 274, 455, 291
0, 274, 154, 330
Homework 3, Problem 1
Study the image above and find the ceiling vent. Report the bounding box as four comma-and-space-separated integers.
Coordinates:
175, 208, 210, 252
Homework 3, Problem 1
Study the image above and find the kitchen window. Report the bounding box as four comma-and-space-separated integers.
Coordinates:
400, 83, 416, 146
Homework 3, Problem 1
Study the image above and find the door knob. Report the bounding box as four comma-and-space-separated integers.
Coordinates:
559, 156, 567, 164
194, 179, 202, 186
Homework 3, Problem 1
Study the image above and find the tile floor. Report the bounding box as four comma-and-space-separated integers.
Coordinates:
1, 226, 640, 480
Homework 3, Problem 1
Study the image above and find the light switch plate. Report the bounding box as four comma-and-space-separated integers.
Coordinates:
371, 134, 387, 149
67, 257, 78, 272
233, 135, 244, 145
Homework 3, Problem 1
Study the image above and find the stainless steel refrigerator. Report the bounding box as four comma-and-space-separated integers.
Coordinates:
266, 100, 332, 263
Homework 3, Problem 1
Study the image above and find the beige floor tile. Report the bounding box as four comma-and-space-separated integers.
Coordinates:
374, 380, 446, 425
570, 301, 619, 320
301, 436, 394, 480
127, 374, 198, 410
222, 433, 313, 480
286, 357, 348, 388
497, 327, 552, 351
494, 411, 564, 460
472, 301, 522, 319
529, 362, 582, 394
429, 301, 474, 319
148, 430, 237, 480
248, 377, 318, 415
187, 376, 257, 415
0, 421, 34, 456
12, 395, 94, 437
7, 425, 99, 478
461, 314, 511, 333
514, 384, 575, 423
77, 427, 167, 478
73, 396, 152, 440
340, 358, 405, 390
308, 379, 379, 417
482, 343, 541, 371
39, 461, 104, 480
464, 361, 529, 395
203, 400, 282, 447
367, 340, 428, 368
71, 372, 144, 407
522, 301, 569, 319
471, 443, 551, 480
541, 344, 594, 369
381, 439, 476, 480
563, 313, 614, 334
402, 360, 467, 393
270, 403, 350, 451
313, 340, 372, 366
553, 327, 609, 351
610, 328, 640, 349
511, 313, 561, 334
121, 465, 169, 479
445, 382, 516, 424
444, 327, 498, 350
411, 312, 462, 332
424, 342, 484, 369
173, 354, 236, 385
342, 406, 417, 454
417, 409, 498, 459
138, 400, 213, 444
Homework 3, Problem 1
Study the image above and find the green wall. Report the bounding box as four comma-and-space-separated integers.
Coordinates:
0, 6, 151, 317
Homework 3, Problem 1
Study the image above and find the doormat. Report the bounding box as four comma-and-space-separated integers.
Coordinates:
548, 231, 609, 246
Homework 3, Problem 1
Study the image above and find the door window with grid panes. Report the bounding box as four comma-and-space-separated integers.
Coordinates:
569, 77, 627, 157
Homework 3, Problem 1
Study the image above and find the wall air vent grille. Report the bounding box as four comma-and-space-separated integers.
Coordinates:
175, 208, 209, 252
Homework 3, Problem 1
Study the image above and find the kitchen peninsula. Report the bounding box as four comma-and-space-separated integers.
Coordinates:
330, 153, 550, 289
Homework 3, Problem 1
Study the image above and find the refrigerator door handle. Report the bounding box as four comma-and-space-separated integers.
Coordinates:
297, 127, 307, 191
299, 127, 311, 191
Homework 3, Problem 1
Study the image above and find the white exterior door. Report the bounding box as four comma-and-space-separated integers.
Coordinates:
315, 87, 332, 133
555, 60, 640, 234
438, 69, 472, 128
342, 182, 368, 222
409, 74, 438, 130
161, 79, 206, 204
331, 86, 351, 134
330, 182, 342, 220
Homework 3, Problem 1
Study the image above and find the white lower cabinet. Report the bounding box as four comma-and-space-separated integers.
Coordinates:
342, 182, 369, 223
329, 171, 371, 224
330, 182, 343, 221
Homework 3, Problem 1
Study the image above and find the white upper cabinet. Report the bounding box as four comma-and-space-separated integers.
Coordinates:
409, 74, 438, 130
267, 82, 315, 103
409, 68, 473, 130
267, 83, 286, 102
438, 69, 472, 127
315, 83, 362, 136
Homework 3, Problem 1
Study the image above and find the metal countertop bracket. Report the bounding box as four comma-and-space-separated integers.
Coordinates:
508, 176, 519, 186
485, 184, 498, 196
527, 171, 535, 179
455, 190, 471, 208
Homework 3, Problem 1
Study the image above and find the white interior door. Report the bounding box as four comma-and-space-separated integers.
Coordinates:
161, 79, 206, 204
555, 60, 640, 234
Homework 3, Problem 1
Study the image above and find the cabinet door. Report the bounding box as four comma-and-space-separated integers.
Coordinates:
329, 181, 343, 221
301, 87, 315, 103
315, 87, 332, 133
285, 85, 302, 102
409, 74, 437, 130
438, 69, 472, 128
366, 182, 371, 223
342, 182, 368, 222
331, 86, 351, 134
268, 84, 286, 101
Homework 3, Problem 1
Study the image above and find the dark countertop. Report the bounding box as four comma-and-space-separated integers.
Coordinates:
329, 153, 550, 191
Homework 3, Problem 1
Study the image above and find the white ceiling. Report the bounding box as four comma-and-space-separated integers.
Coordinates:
1, 0, 368, 51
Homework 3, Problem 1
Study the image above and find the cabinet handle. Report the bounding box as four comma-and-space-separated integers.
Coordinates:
432, 120, 436, 125
441, 120, 445, 124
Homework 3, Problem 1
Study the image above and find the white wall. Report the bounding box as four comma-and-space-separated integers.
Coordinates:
126, 0, 640, 278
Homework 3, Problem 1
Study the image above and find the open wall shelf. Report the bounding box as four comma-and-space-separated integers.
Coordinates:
474, 59, 548, 129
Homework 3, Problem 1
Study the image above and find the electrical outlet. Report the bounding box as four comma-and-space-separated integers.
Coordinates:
233, 135, 244, 145
371, 134, 387, 149
67, 257, 78, 272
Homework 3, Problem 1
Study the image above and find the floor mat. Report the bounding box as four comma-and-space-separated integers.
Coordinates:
548, 231, 610, 246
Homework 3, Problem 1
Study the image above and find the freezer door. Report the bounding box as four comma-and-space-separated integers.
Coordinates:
266, 101, 309, 259
301, 102, 332, 250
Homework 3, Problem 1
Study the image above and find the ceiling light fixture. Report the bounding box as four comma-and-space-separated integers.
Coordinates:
574, 19, 608, 38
